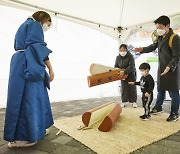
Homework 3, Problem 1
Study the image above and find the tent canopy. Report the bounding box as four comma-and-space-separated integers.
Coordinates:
1, 0, 180, 40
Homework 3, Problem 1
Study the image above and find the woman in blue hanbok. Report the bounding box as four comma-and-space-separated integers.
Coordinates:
4, 11, 54, 148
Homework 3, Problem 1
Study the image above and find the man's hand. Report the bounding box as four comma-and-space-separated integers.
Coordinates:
160, 67, 170, 76
133, 47, 143, 52
128, 82, 135, 85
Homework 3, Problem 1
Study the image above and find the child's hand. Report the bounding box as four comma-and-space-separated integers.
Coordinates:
145, 92, 150, 97
128, 82, 135, 85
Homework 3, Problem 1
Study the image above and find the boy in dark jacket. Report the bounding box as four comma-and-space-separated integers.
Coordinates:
129, 63, 155, 120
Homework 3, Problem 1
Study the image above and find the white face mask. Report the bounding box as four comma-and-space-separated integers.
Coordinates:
140, 71, 146, 76
119, 52, 127, 57
156, 29, 166, 36
42, 23, 49, 32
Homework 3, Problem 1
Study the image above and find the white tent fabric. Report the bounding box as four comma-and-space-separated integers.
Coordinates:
0, 1, 180, 109
1, 0, 180, 40
0, 6, 121, 108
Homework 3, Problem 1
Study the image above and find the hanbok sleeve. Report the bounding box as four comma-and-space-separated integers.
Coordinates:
44, 56, 49, 61
23, 20, 52, 86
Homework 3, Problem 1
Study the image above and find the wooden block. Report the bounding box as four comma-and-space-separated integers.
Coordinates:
98, 103, 122, 132
87, 69, 128, 87
82, 102, 116, 127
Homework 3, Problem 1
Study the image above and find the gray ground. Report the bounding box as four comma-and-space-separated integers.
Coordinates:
0, 96, 180, 154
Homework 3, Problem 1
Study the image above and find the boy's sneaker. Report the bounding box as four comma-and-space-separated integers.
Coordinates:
166, 115, 179, 122
139, 114, 150, 120
150, 108, 163, 115
147, 114, 151, 119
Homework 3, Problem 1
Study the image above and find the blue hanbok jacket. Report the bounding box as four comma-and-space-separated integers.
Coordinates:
4, 18, 54, 142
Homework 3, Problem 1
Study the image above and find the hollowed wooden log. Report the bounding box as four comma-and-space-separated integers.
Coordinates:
98, 103, 122, 132
82, 102, 116, 127
90, 63, 118, 75
87, 69, 128, 87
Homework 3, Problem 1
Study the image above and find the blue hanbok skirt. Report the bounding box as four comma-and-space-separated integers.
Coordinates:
4, 52, 54, 142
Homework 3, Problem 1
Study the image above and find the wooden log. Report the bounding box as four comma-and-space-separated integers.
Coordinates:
87, 69, 128, 87
98, 103, 122, 132
90, 63, 119, 75
82, 102, 116, 127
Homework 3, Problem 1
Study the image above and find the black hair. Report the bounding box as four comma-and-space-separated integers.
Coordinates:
119, 44, 127, 50
154, 15, 170, 26
139, 63, 151, 70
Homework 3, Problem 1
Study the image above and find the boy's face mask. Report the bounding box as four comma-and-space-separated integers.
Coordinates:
140, 71, 146, 76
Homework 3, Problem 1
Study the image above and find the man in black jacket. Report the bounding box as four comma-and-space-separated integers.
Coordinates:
115, 44, 137, 108
134, 15, 180, 122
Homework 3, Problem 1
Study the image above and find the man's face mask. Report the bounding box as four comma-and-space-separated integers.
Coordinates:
156, 28, 166, 36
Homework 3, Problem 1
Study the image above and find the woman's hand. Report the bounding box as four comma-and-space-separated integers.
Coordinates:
44, 60, 54, 82
49, 69, 54, 82
118, 70, 124, 78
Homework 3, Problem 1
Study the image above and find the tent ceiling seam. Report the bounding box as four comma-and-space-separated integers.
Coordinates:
126, 12, 180, 30
119, 0, 124, 27
4, 0, 117, 30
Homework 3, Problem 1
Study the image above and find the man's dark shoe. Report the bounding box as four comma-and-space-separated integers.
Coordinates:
166, 115, 179, 122
150, 108, 163, 115
139, 114, 150, 120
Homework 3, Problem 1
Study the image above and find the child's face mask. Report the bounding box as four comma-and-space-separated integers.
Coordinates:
140, 71, 146, 76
